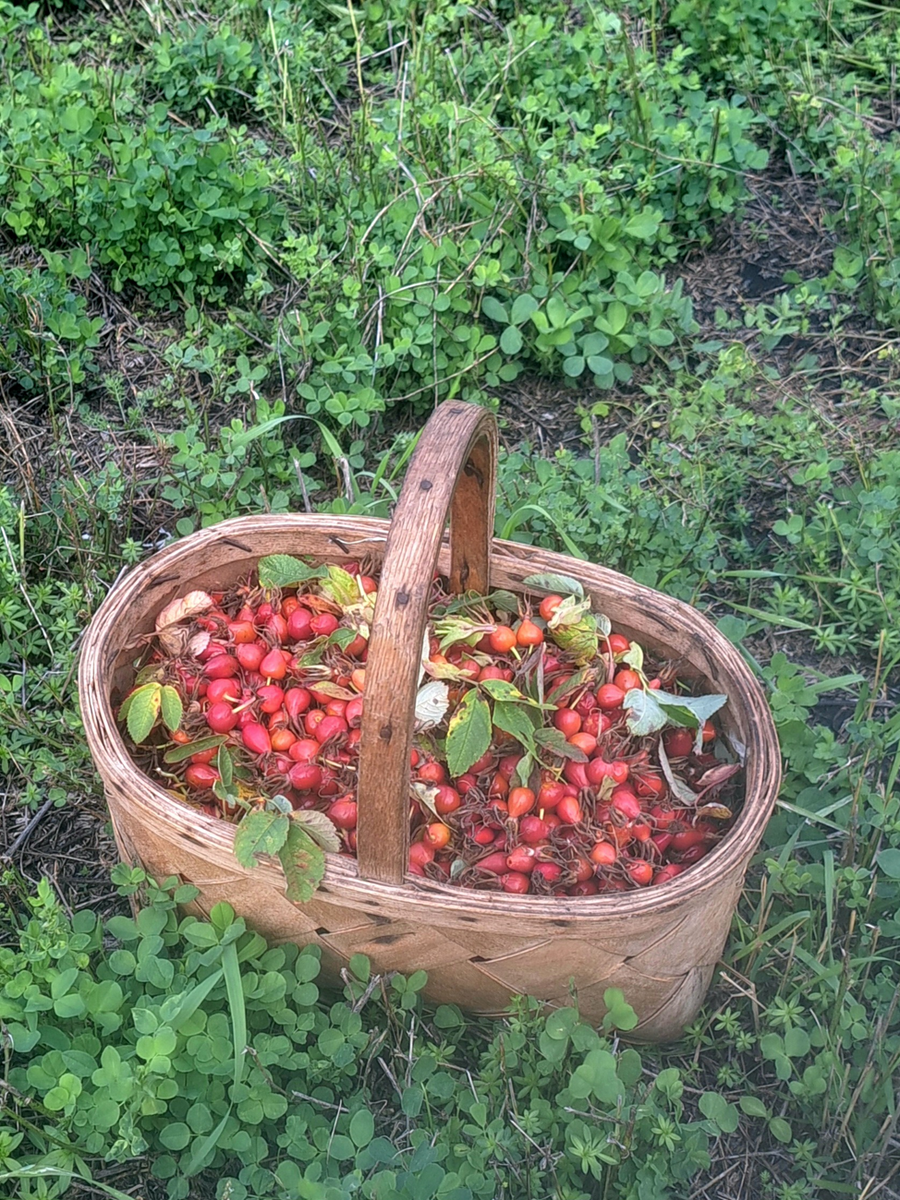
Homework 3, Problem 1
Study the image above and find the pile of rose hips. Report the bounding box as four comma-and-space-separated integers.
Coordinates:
122, 561, 741, 898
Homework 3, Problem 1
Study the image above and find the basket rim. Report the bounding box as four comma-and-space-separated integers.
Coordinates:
78, 513, 782, 923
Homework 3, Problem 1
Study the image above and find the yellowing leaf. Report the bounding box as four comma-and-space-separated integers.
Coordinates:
446, 690, 491, 777
159, 685, 183, 733
292, 809, 341, 854
126, 684, 162, 744
233, 810, 290, 870
280, 824, 326, 903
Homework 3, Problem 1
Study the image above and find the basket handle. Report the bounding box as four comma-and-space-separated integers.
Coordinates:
355, 400, 499, 884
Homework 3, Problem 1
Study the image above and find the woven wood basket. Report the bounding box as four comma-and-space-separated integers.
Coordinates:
79, 401, 780, 1041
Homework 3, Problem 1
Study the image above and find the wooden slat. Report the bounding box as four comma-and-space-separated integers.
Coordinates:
356, 402, 498, 885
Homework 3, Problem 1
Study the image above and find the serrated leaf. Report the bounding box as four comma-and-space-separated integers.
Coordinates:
492, 700, 539, 748
309, 680, 356, 700
155, 591, 213, 634
546, 667, 596, 706
233, 810, 290, 870
533, 726, 588, 761
320, 565, 359, 607
163, 735, 227, 764
657, 738, 698, 805
133, 663, 165, 687
126, 684, 161, 744
547, 594, 592, 629
483, 589, 520, 614
279, 824, 325, 903
446, 690, 492, 777
622, 642, 644, 672
411, 781, 441, 820
522, 572, 585, 600
156, 591, 214, 655
512, 752, 534, 789
479, 678, 539, 706
258, 555, 322, 589
415, 681, 450, 730
298, 645, 326, 666
654, 688, 728, 734
187, 630, 211, 658
292, 809, 341, 853
623, 688, 668, 737
159, 686, 183, 733
327, 627, 360, 650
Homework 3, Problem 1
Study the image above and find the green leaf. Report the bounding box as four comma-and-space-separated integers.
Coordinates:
569, 1049, 621, 1103
446, 690, 492, 777
160, 1122, 191, 1151
481, 296, 509, 323
216, 744, 235, 792
126, 684, 161, 744
563, 355, 585, 377
511, 294, 539, 325
257, 554, 322, 589
623, 689, 668, 737
547, 295, 569, 328
783, 1026, 810, 1057
533, 726, 588, 761
587, 354, 614, 376
163, 735, 227, 764
616, 1048, 643, 1087
279, 824, 326, 903
320, 564, 359, 606
699, 1091, 740, 1133
605, 300, 628, 334
522, 572, 585, 600
769, 1116, 793, 1144
159, 686, 183, 733
233, 810, 290, 870
623, 210, 660, 240
739, 1096, 769, 1119
654, 688, 728, 733
479, 678, 542, 706
602, 988, 638, 1031
349, 1109, 374, 1148
500, 325, 523, 354
876, 848, 900, 878
292, 809, 341, 854
492, 700, 539, 748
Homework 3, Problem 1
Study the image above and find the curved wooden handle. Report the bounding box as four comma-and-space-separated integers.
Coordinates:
356, 401, 499, 884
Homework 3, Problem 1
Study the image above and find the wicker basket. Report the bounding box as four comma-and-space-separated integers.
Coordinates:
79, 401, 780, 1041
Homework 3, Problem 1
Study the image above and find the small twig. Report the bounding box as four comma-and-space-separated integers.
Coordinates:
2, 796, 55, 862
377, 1056, 403, 1100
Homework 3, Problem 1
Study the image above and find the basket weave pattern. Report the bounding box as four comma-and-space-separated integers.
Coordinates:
79, 404, 780, 1042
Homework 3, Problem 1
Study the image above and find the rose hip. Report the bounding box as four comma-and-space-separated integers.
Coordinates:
327, 797, 358, 830
242, 723, 272, 756
206, 702, 238, 734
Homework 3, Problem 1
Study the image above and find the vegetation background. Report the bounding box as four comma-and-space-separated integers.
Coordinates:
1, 0, 899, 1196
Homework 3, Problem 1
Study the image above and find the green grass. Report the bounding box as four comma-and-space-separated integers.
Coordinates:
1, 0, 899, 1196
